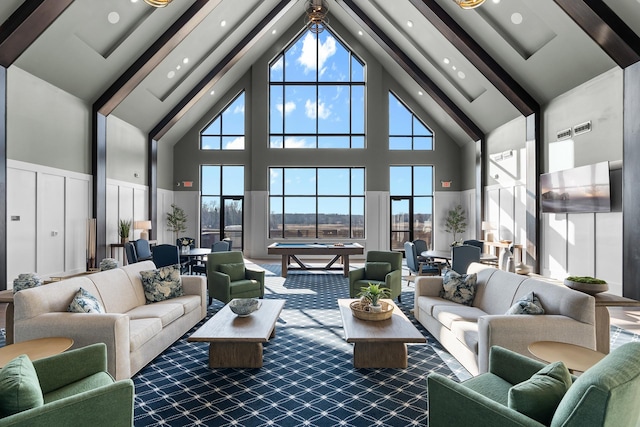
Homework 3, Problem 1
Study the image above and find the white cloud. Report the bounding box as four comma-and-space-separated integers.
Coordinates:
223, 137, 245, 149
270, 138, 283, 148
305, 99, 331, 120
233, 105, 244, 114
276, 101, 296, 116
284, 137, 314, 148
272, 57, 283, 71
297, 33, 337, 73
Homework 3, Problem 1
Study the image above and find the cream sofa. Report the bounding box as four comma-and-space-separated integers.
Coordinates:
13, 261, 207, 380
414, 263, 596, 376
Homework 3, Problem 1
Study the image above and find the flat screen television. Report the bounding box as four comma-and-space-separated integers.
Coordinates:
540, 162, 611, 213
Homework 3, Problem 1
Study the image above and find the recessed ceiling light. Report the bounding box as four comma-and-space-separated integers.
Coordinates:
107, 12, 120, 24
418, 91, 423, 96
220, 20, 227, 27
210, 90, 215, 95
176, 65, 181, 70
183, 57, 189, 64
131, 0, 139, 3
167, 71, 175, 79
511, 12, 523, 25
452, 66, 457, 70
407, 20, 413, 28
458, 71, 466, 79
358, 30, 363, 36
272, 29, 277, 35
492, 0, 500, 3
443, 58, 450, 64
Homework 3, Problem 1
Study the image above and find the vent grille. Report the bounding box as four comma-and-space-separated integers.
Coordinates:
573, 121, 592, 136
556, 128, 572, 140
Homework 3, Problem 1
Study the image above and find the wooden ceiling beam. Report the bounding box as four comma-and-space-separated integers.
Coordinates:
0, 0, 74, 67
554, 0, 640, 68
151, 0, 296, 140
94, 0, 223, 116
409, 0, 538, 116
339, 0, 483, 141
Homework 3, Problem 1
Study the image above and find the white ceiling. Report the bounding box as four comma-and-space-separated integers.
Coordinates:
2, 0, 624, 146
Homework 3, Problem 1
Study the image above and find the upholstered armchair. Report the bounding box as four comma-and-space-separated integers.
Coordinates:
0, 343, 134, 427
427, 343, 640, 427
206, 251, 265, 304
349, 250, 403, 302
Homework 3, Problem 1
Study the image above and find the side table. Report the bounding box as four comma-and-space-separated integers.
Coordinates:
0, 289, 14, 345
528, 341, 605, 373
593, 293, 640, 354
0, 337, 74, 367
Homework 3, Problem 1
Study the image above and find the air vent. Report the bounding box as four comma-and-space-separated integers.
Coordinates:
556, 128, 572, 140
573, 121, 592, 136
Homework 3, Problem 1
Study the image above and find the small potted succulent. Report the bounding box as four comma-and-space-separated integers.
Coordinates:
119, 219, 131, 244
358, 283, 391, 313
564, 276, 608, 295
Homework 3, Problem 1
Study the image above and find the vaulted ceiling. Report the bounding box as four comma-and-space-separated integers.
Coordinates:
1, 0, 636, 146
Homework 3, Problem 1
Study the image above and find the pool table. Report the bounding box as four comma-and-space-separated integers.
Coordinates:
267, 242, 364, 277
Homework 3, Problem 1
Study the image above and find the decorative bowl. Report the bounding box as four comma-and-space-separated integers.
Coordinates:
229, 298, 261, 317
564, 278, 608, 295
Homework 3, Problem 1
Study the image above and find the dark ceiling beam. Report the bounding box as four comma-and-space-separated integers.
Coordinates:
409, 0, 538, 116
0, 0, 74, 67
339, 0, 483, 141
554, 0, 640, 68
94, 0, 223, 116
151, 0, 296, 140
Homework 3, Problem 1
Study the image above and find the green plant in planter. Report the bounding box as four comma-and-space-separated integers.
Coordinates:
565, 276, 607, 284
118, 219, 131, 241
357, 283, 391, 307
444, 204, 467, 246
167, 203, 188, 240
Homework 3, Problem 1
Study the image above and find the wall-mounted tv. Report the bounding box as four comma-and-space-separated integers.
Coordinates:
540, 162, 611, 213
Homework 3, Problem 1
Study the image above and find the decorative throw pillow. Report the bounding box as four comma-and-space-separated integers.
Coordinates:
439, 268, 478, 306
365, 262, 391, 281
219, 263, 246, 282
99, 257, 119, 271
506, 291, 545, 315
140, 264, 183, 303
68, 287, 105, 313
0, 355, 44, 416
508, 361, 572, 425
12, 273, 42, 293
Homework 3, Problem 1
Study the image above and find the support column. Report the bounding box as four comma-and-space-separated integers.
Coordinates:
149, 137, 157, 240
0, 67, 6, 290
525, 113, 541, 272
92, 112, 107, 262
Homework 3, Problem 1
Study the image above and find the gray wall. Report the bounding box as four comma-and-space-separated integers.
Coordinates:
107, 115, 148, 185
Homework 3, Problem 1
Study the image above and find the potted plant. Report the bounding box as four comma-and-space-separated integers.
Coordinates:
358, 283, 391, 313
119, 219, 131, 244
444, 204, 467, 247
564, 276, 608, 295
167, 204, 188, 241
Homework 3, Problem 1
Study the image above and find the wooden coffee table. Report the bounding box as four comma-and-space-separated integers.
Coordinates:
338, 298, 426, 368
528, 341, 606, 373
188, 299, 285, 368
0, 337, 74, 367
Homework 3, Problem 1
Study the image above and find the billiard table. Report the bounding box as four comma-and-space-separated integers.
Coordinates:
267, 242, 364, 277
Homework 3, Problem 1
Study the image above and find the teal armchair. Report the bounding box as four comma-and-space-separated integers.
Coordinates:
349, 251, 403, 302
207, 251, 265, 304
0, 343, 134, 427
427, 343, 640, 427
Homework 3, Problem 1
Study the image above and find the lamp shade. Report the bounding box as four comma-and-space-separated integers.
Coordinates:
481, 221, 494, 231
134, 221, 152, 231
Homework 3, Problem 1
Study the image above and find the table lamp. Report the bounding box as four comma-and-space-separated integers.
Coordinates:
134, 220, 152, 240
481, 221, 495, 242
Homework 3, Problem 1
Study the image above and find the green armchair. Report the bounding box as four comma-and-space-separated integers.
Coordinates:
427, 343, 640, 427
348, 250, 403, 302
207, 251, 265, 304
0, 343, 134, 427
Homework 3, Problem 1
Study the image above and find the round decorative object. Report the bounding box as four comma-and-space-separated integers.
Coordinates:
13, 273, 43, 293
564, 278, 608, 295
350, 300, 393, 321
99, 258, 119, 271
228, 298, 261, 317
515, 263, 531, 275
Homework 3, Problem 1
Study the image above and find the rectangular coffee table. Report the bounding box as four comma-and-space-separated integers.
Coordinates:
188, 299, 285, 368
338, 298, 426, 368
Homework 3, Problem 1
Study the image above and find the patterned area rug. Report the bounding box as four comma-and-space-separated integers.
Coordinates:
132, 265, 469, 426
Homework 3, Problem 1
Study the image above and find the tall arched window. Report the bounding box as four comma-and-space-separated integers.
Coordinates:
269, 29, 365, 149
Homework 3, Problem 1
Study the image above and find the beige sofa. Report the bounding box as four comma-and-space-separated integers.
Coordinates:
414, 263, 596, 376
13, 261, 207, 380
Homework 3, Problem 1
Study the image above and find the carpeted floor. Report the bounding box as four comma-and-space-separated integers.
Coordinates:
132, 265, 469, 426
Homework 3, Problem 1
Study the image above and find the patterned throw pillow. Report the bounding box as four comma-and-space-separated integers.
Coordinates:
140, 264, 183, 303
0, 355, 44, 416
219, 263, 246, 282
68, 287, 105, 313
506, 291, 545, 315
439, 268, 478, 306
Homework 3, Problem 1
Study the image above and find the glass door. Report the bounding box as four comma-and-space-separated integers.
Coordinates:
222, 197, 243, 250
390, 197, 411, 251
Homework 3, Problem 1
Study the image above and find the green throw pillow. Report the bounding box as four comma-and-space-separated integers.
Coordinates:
506, 291, 545, 315
439, 269, 478, 306
68, 287, 105, 313
140, 264, 183, 303
365, 262, 391, 281
220, 263, 246, 282
508, 361, 572, 425
0, 355, 44, 416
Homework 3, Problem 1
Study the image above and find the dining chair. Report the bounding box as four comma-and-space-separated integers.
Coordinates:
212, 241, 231, 252
124, 242, 138, 264
404, 241, 439, 277
412, 239, 429, 263
134, 239, 153, 261
152, 244, 181, 268
462, 239, 484, 252
451, 244, 481, 274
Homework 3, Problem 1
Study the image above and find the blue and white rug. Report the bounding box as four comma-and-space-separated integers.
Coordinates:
132, 266, 468, 426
